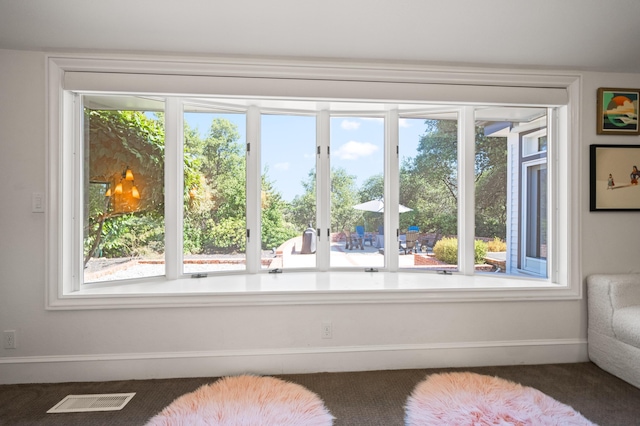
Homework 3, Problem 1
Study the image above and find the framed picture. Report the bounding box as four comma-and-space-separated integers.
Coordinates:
596, 88, 640, 135
590, 144, 640, 211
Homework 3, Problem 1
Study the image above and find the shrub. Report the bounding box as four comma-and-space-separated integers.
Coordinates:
433, 237, 488, 265
486, 237, 506, 252
433, 237, 458, 264
474, 240, 488, 264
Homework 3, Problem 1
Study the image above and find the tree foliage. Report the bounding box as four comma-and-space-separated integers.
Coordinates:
406, 119, 507, 239
290, 167, 363, 233
84, 110, 165, 264
85, 112, 509, 265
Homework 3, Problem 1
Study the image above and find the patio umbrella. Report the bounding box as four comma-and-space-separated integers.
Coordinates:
353, 198, 412, 213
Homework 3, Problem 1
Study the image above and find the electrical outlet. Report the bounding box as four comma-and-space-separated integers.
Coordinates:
321, 321, 332, 339
3, 330, 16, 349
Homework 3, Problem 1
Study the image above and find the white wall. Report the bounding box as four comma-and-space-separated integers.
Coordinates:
1, 49, 639, 384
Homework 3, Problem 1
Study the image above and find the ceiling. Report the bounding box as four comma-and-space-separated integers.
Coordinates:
2, 0, 639, 73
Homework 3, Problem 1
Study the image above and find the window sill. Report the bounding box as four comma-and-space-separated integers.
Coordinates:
47, 271, 580, 310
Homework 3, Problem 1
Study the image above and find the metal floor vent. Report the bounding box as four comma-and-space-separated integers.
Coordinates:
47, 393, 136, 413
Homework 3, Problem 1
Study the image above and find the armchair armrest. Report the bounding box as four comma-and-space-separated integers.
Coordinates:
588, 274, 640, 337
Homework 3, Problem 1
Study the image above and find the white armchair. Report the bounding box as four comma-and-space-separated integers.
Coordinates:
587, 274, 640, 388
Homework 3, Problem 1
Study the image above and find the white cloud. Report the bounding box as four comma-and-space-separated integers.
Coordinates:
274, 162, 290, 171
341, 120, 361, 130
399, 118, 411, 128
334, 141, 379, 160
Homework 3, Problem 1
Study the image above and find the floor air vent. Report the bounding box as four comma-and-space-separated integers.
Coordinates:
47, 393, 136, 413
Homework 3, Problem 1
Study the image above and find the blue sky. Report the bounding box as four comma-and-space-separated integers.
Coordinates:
185, 113, 427, 202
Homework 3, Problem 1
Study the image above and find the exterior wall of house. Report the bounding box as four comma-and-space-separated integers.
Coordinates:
1, 48, 640, 384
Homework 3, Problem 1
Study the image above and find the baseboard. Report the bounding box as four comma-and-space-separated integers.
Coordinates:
0, 338, 588, 384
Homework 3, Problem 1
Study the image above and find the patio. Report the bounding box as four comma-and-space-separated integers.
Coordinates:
269, 234, 447, 270
85, 233, 506, 283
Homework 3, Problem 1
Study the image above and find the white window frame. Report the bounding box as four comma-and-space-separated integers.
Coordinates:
523, 128, 548, 157
521, 158, 548, 276
45, 55, 582, 309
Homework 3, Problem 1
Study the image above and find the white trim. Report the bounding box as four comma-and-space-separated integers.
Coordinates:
385, 109, 399, 270
0, 338, 587, 385
459, 107, 476, 275
58, 54, 570, 106
246, 106, 261, 274
64, 72, 570, 106
44, 272, 580, 311
165, 98, 182, 280
317, 110, 330, 272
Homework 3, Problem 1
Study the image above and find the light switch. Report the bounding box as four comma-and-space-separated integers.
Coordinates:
32, 192, 45, 213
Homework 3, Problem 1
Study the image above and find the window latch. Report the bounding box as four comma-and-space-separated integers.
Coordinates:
438, 270, 452, 275
269, 268, 282, 274
365, 268, 378, 273
191, 273, 208, 279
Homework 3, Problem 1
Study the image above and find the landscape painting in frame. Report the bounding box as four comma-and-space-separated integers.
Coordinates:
590, 144, 640, 211
597, 88, 640, 135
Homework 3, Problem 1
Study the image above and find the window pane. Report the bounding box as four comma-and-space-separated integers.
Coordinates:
261, 114, 316, 269
526, 164, 547, 259
330, 116, 384, 268
399, 117, 459, 271
183, 111, 247, 273
83, 96, 166, 283
476, 107, 548, 277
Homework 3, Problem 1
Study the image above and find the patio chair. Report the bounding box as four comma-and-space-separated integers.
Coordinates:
419, 234, 436, 253
356, 226, 373, 246
401, 229, 420, 254
344, 229, 363, 250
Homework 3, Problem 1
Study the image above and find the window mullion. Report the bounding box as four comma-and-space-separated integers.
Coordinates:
385, 109, 399, 271
72, 92, 83, 291
164, 98, 183, 279
246, 106, 261, 273
547, 106, 558, 283
459, 106, 476, 275
317, 110, 330, 271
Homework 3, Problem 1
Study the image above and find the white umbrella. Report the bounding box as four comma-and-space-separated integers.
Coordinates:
353, 198, 412, 213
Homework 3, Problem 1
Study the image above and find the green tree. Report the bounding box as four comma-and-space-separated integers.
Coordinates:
261, 170, 298, 250
290, 167, 361, 233
330, 168, 361, 232
184, 118, 246, 253
184, 118, 298, 254
358, 174, 384, 232
409, 119, 459, 237
289, 169, 317, 231
84, 110, 165, 266
410, 119, 507, 239
474, 130, 507, 239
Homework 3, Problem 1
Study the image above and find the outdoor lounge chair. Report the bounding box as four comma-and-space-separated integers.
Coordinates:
344, 229, 363, 250
356, 226, 373, 246
401, 229, 419, 254
419, 234, 437, 253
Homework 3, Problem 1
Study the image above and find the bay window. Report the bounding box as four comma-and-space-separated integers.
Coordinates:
46, 56, 581, 308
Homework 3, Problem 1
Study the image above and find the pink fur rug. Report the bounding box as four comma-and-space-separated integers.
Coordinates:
405, 372, 595, 426
146, 375, 333, 425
